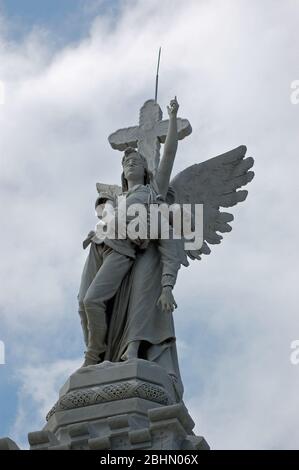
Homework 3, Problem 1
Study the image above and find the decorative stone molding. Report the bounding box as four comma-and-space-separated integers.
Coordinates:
1, 360, 209, 450
46, 379, 170, 422
40, 402, 209, 451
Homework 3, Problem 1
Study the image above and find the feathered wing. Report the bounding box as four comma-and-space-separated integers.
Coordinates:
170, 145, 254, 260
96, 182, 122, 200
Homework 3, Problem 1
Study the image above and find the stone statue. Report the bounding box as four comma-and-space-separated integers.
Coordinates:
0, 96, 254, 451
77, 97, 254, 398
78, 98, 188, 371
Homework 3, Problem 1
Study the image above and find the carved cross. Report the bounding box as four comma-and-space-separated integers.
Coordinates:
108, 99, 192, 173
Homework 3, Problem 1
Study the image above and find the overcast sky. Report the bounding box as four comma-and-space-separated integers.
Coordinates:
0, 0, 298, 450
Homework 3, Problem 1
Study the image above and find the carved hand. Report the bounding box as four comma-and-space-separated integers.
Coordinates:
167, 96, 179, 118
157, 286, 178, 313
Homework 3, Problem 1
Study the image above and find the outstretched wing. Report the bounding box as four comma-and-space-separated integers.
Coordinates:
170, 145, 254, 260
94, 182, 122, 208
96, 182, 122, 197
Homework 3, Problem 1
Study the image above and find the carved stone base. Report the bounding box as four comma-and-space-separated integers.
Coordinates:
1, 359, 210, 451
0, 438, 20, 450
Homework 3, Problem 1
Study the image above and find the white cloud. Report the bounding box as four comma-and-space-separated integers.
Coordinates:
10, 358, 81, 449
0, 0, 298, 449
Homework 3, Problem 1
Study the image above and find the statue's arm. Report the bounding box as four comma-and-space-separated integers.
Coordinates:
156, 97, 179, 199
156, 238, 182, 313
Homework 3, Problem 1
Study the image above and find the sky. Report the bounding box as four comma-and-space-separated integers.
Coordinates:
0, 0, 299, 450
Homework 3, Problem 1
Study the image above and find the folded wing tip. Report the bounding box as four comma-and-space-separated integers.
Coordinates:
237, 189, 248, 202
247, 171, 255, 182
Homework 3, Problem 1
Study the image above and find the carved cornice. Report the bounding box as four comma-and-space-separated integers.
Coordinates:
46, 380, 170, 421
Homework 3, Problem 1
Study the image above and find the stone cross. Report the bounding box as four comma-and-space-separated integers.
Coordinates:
108, 99, 192, 173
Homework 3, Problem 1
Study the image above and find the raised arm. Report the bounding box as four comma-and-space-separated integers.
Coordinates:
156, 97, 179, 199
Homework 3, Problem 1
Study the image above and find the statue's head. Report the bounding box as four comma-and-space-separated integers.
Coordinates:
121, 147, 151, 191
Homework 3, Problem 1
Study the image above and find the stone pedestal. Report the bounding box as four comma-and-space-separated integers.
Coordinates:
0, 438, 20, 450
27, 359, 209, 451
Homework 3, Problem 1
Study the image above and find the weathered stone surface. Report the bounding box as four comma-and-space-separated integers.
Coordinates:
0, 93, 254, 451
0, 437, 20, 450
28, 430, 60, 450
27, 359, 209, 450
108, 99, 192, 173
59, 359, 176, 401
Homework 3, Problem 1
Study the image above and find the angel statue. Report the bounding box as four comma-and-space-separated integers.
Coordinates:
77, 97, 254, 399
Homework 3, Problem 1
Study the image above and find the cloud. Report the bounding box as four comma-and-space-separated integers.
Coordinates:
10, 358, 81, 449
0, 0, 298, 449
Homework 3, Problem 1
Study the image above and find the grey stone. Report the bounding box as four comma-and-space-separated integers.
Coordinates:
88, 436, 111, 450
28, 430, 60, 450
0, 96, 254, 450
79, 97, 254, 382
182, 435, 210, 450
27, 359, 208, 450
108, 99, 192, 173
148, 402, 195, 433
0, 438, 20, 450
59, 359, 176, 401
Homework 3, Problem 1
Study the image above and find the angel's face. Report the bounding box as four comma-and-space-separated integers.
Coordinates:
122, 152, 145, 182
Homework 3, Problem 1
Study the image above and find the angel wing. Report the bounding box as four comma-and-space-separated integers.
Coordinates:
96, 182, 122, 201
170, 145, 254, 260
